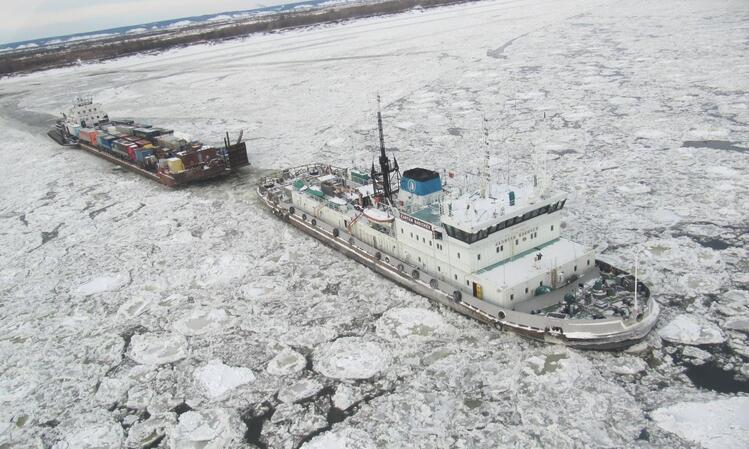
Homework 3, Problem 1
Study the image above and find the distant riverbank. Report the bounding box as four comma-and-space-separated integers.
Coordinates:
0, 0, 480, 77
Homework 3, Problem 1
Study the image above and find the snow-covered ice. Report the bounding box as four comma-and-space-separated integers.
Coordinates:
267, 348, 307, 375
652, 397, 749, 449
1, 0, 748, 447
129, 333, 188, 365
170, 408, 244, 449
194, 359, 255, 399
315, 337, 390, 380
659, 314, 725, 345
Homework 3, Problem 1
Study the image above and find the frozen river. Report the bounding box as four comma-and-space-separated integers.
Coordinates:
0, 0, 748, 447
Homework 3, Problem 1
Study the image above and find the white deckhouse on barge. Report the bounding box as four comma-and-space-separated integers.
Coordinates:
258, 103, 659, 350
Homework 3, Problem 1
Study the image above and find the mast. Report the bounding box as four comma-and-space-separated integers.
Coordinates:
480, 117, 490, 199
377, 95, 392, 202
371, 94, 400, 205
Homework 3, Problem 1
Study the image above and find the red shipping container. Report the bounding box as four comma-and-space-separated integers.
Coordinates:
127, 145, 137, 161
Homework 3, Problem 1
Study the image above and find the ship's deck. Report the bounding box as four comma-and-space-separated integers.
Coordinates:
474, 237, 593, 288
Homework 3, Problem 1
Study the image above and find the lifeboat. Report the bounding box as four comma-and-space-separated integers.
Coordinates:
363, 208, 394, 223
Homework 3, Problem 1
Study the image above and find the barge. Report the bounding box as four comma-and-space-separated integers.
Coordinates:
258, 101, 659, 350
47, 97, 249, 186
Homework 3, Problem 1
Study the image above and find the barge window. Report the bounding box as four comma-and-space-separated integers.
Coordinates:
454, 274, 458, 280
477, 254, 481, 260
457, 252, 461, 259
438, 266, 441, 272
496, 247, 500, 253
510, 294, 514, 301
525, 287, 528, 293
551, 225, 554, 231
587, 260, 590, 266
574, 265, 577, 271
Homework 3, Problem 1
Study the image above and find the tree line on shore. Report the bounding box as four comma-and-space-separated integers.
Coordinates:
0, 0, 475, 76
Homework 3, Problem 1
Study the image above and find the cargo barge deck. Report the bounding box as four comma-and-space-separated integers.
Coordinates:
48, 97, 250, 187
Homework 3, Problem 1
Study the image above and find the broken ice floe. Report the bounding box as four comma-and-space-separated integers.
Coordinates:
125, 414, 176, 449
266, 348, 307, 375
652, 396, 749, 449
375, 307, 454, 340
278, 378, 323, 404
194, 359, 255, 399
314, 337, 390, 380
129, 333, 188, 365
300, 427, 376, 449
659, 314, 725, 345
609, 355, 647, 375
174, 308, 234, 336
170, 408, 244, 449
74, 272, 130, 296
51, 412, 123, 449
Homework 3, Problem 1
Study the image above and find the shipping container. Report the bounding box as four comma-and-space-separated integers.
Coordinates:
134, 147, 154, 163
101, 135, 116, 150
180, 151, 200, 169
115, 125, 135, 135
156, 134, 187, 151
167, 158, 185, 173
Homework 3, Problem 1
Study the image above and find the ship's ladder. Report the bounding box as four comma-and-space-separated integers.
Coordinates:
313, 202, 326, 217
347, 210, 365, 234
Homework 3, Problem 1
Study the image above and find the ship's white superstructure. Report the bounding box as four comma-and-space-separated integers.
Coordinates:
258, 108, 659, 349
63, 97, 109, 136
287, 165, 594, 310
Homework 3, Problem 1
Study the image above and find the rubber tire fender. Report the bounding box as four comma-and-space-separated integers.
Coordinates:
311, 218, 317, 226
452, 290, 462, 302
289, 206, 295, 215
333, 228, 339, 238
411, 270, 419, 279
